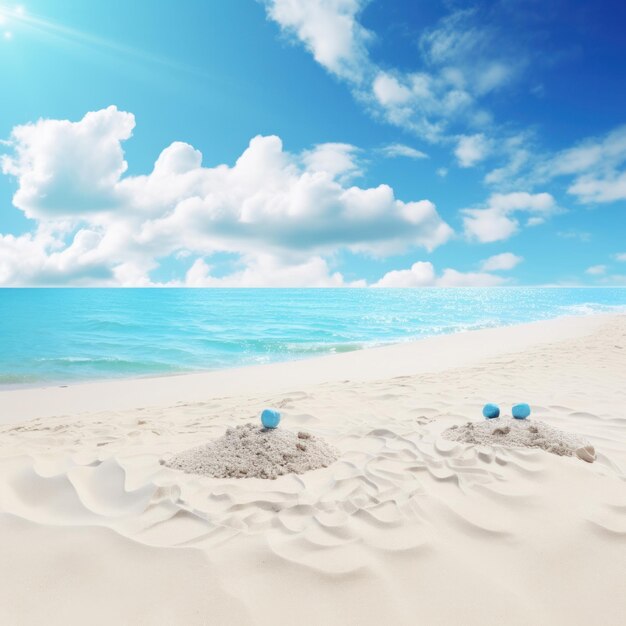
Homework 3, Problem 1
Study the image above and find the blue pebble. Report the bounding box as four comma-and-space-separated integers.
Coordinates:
512, 403, 531, 419
261, 408, 281, 429
482, 403, 500, 419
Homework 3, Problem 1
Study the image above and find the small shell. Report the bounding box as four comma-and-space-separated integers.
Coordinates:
575, 445, 596, 463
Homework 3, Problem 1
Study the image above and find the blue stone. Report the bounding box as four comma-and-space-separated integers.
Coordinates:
482, 403, 500, 419
261, 408, 281, 429
512, 403, 531, 419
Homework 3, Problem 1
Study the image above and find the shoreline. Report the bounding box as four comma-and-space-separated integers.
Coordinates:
0, 314, 581, 390
0, 312, 616, 423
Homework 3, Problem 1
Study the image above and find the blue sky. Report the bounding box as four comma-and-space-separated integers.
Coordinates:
0, 0, 625, 286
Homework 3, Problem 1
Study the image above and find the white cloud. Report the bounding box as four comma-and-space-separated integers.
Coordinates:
480, 252, 523, 271
263, 0, 371, 81
263, 1, 525, 146
615, 252, 626, 262
186, 254, 365, 288
420, 9, 518, 96
380, 143, 427, 160
568, 173, 626, 204
482, 132, 533, 187
557, 230, 591, 242
301, 142, 362, 182
546, 126, 626, 203
437, 268, 506, 287
462, 192, 557, 243
372, 72, 412, 106
372, 261, 436, 287
1, 106, 135, 219
0, 228, 120, 286
585, 264, 607, 276
475, 62, 512, 95
511, 125, 626, 204
548, 126, 626, 177
373, 260, 506, 287
455, 133, 491, 167
262, 0, 626, 209
0, 107, 453, 286
369, 70, 473, 140
463, 207, 518, 242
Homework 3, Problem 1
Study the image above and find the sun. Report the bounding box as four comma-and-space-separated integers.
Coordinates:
0, 4, 26, 41
0, 3, 26, 21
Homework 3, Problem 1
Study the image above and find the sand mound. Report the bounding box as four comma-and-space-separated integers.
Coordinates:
443, 417, 596, 462
164, 424, 339, 479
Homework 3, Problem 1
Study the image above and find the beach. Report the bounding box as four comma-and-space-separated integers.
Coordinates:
0, 313, 625, 625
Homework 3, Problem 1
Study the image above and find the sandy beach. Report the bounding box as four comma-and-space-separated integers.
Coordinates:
0, 313, 625, 625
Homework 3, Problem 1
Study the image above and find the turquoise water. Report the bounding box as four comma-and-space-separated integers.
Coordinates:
0, 288, 624, 385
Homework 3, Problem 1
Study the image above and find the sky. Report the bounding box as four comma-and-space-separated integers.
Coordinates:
0, 0, 625, 287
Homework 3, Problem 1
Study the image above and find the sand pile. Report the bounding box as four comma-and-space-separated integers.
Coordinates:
164, 424, 339, 479
443, 417, 596, 462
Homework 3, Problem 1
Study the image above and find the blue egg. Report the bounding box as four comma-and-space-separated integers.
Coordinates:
512, 403, 531, 419
482, 403, 500, 419
261, 408, 281, 429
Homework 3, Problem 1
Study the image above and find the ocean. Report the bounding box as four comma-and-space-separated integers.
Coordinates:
1, 288, 624, 385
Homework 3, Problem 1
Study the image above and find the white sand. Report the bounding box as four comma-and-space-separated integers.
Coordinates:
164, 424, 338, 479
443, 417, 597, 462
0, 313, 625, 625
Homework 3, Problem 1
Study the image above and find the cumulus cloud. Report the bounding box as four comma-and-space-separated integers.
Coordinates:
0, 107, 453, 286
437, 268, 506, 287
185, 254, 366, 287
462, 192, 557, 243
455, 133, 491, 167
1, 106, 135, 219
372, 261, 507, 287
301, 142, 362, 182
372, 261, 436, 287
615, 252, 626, 262
480, 252, 523, 271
